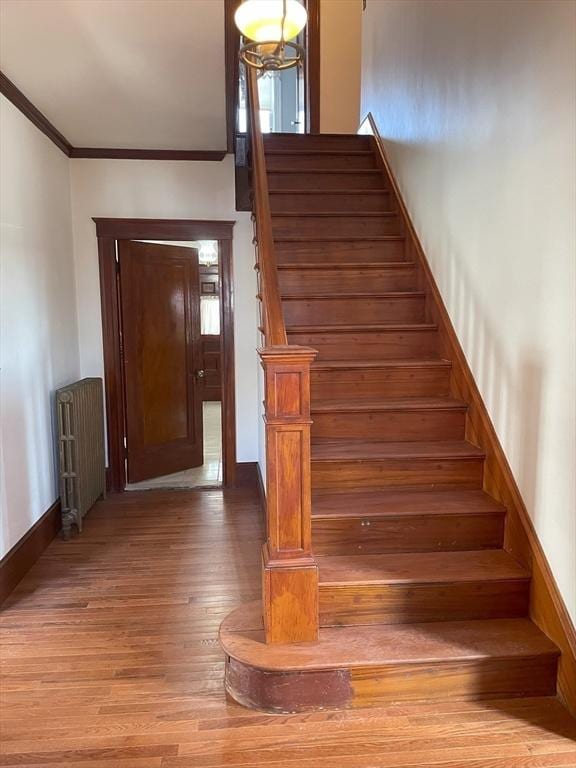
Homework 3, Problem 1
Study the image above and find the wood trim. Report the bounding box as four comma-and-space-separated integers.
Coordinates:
364, 111, 576, 718
225, 0, 242, 153
246, 68, 287, 346
71, 148, 226, 161
0, 71, 72, 156
219, 238, 236, 486
1, 70, 226, 161
97, 219, 237, 491
0, 499, 61, 605
306, 0, 321, 134
93, 218, 235, 241
235, 462, 259, 488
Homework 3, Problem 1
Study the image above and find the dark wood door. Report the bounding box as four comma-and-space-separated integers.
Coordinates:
118, 241, 203, 483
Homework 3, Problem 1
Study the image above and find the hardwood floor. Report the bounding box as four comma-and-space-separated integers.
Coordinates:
1, 488, 575, 767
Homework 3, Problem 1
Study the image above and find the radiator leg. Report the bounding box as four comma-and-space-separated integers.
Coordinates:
61, 509, 76, 541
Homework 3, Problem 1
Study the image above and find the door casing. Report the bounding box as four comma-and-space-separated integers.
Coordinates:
95, 218, 236, 492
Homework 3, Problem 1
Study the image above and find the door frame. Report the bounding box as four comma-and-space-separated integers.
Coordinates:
94, 218, 236, 493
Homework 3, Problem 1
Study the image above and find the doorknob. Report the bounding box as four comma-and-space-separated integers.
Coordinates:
195, 369, 206, 378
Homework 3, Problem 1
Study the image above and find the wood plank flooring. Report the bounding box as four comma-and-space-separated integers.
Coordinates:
1, 488, 575, 767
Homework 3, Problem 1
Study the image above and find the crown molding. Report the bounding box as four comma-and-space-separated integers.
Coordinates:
71, 147, 226, 161
0, 71, 73, 155
0, 70, 226, 161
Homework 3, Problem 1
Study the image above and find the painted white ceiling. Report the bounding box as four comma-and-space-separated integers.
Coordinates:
0, 0, 227, 150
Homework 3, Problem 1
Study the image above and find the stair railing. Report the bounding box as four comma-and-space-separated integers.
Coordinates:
246, 66, 319, 644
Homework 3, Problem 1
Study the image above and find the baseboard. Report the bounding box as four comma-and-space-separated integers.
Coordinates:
256, 462, 266, 513
363, 111, 576, 717
0, 498, 61, 606
234, 461, 259, 488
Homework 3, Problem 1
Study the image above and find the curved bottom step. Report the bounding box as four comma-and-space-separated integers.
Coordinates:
219, 602, 559, 713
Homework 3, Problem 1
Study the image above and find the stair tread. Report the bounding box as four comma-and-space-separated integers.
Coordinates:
269, 189, 388, 195
282, 291, 425, 300
220, 607, 559, 671
265, 149, 374, 156
268, 169, 382, 174
275, 236, 405, 242
278, 262, 415, 271
288, 323, 437, 333
311, 488, 506, 519
311, 397, 467, 413
312, 439, 485, 462
318, 550, 529, 586
272, 212, 397, 218
312, 358, 451, 370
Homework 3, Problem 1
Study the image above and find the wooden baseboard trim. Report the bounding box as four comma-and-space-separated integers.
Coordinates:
235, 462, 259, 488
256, 463, 266, 510
362, 111, 576, 717
0, 499, 61, 605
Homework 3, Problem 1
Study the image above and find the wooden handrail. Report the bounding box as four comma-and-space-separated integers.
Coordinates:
245, 67, 287, 346
243, 65, 319, 645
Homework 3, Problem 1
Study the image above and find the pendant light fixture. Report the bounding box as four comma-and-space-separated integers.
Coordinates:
234, 0, 307, 71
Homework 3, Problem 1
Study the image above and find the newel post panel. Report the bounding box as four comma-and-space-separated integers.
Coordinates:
259, 345, 319, 644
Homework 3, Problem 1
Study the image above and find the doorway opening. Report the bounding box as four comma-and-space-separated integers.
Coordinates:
95, 219, 236, 494
123, 239, 223, 490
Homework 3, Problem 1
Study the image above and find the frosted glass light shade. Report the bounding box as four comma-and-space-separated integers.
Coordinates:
234, 0, 307, 43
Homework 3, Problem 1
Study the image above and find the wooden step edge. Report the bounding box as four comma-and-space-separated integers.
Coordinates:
316, 551, 531, 588
310, 397, 468, 414
264, 132, 370, 140
275, 236, 406, 243
281, 291, 426, 300
311, 358, 452, 370
265, 149, 375, 156
221, 606, 560, 671
272, 212, 397, 218
277, 262, 416, 271
269, 189, 389, 195
267, 169, 383, 175
311, 504, 506, 522
310, 489, 507, 519
311, 441, 487, 462
287, 323, 438, 333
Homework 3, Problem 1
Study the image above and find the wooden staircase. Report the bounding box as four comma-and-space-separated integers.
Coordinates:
221, 97, 563, 712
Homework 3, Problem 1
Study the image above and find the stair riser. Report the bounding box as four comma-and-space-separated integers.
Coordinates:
311, 409, 466, 441
225, 655, 558, 713
312, 512, 505, 556
266, 153, 376, 171
288, 330, 439, 361
312, 457, 484, 490
319, 581, 530, 626
272, 216, 403, 239
264, 135, 372, 152
312, 367, 451, 400
268, 171, 386, 191
270, 192, 393, 213
279, 268, 417, 294
275, 240, 406, 264
282, 296, 425, 325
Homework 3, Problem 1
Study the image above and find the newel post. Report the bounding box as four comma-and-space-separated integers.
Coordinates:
259, 345, 319, 644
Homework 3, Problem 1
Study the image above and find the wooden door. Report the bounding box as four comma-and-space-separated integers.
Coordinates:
118, 241, 203, 483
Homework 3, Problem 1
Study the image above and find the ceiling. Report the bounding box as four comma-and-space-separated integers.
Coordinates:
0, 0, 227, 150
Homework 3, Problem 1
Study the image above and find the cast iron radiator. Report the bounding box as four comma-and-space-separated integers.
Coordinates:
55, 377, 106, 537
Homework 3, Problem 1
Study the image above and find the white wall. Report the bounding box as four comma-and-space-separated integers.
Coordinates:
0, 95, 79, 558
320, 0, 362, 133
69, 156, 259, 463
361, 0, 576, 620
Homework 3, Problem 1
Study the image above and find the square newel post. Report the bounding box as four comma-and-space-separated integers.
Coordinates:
259, 345, 319, 644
